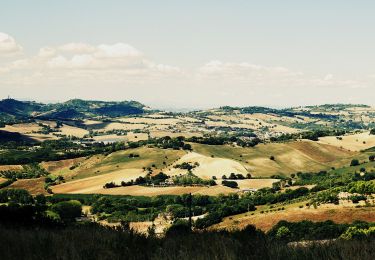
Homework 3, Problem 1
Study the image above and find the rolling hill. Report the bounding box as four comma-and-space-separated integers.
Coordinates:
0, 98, 147, 121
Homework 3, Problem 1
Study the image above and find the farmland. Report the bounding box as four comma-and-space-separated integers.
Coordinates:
213, 202, 375, 232
0, 99, 375, 242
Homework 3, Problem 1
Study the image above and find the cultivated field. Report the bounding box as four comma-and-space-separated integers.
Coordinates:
213, 203, 375, 232
7, 177, 47, 195
318, 132, 375, 151
192, 140, 358, 177
47, 147, 186, 181
52, 169, 145, 194
0, 123, 42, 134
58, 124, 89, 138
165, 152, 249, 179
51, 148, 277, 196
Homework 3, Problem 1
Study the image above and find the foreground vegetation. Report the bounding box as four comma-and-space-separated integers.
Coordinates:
0, 221, 374, 260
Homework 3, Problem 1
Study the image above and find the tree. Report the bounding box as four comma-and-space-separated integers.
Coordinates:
222, 180, 238, 189
51, 200, 82, 221
166, 219, 191, 236
340, 226, 375, 240
151, 172, 169, 184
369, 155, 375, 162
229, 173, 237, 179
270, 156, 275, 161
276, 226, 291, 240
6, 189, 34, 204
350, 159, 360, 166
236, 174, 245, 179
35, 194, 46, 205
183, 143, 192, 150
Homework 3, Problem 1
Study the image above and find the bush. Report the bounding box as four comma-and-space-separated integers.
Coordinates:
51, 200, 82, 221
341, 226, 375, 240
275, 226, 291, 240
350, 159, 360, 166
0, 189, 34, 204
348, 195, 367, 204
222, 180, 238, 189
166, 219, 191, 236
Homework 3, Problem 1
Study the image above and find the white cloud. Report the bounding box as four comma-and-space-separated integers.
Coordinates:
58, 42, 96, 53
0, 41, 183, 88
0, 40, 373, 108
197, 60, 366, 90
323, 74, 333, 81
96, 43, 142, 58
38, 47, 57, 58
0, 32, 23, 56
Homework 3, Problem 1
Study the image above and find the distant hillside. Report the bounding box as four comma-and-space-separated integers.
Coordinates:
0, 99, 46, 118
0, 98, 146, 121
0, 130, 34, 143
219, 105, 340, 120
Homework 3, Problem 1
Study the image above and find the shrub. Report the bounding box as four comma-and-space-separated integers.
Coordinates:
222, 180, 238, 189
275, 226, 291, 240
51, 200, 82, 221
350, 159, 360, 166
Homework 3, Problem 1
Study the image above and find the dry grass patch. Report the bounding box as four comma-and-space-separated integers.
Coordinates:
57, 183, 237, 196
213, 204, 375, 232
236, 179, 279, 189
58, 125, 89, 138
52, 169, 145, 194
0, 177, 7, 184
0, 165, 23, 172
0, 123, 42, 134
102, 122, 147, 131
192, 141, 359, 177
40, 157, 86, 176
119, 117, 181, 125
150, 131, 202, 139
7, 177, 47, 195
58, 147, 186, 180
165, 152, 249, 180
318, 132, 375, 151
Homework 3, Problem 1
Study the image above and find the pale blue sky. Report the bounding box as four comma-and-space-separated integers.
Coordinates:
0, 1, 375, 108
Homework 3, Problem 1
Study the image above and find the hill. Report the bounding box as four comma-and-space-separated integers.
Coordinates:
191, 140, 360, 177
0, 98, 146, 121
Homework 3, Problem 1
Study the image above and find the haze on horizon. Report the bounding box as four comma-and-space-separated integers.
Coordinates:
1, 0, 375, 109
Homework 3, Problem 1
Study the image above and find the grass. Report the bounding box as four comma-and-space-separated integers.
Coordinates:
329, 159, 375, 175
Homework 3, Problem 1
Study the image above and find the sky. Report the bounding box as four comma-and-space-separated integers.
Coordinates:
0, 0, 375, 109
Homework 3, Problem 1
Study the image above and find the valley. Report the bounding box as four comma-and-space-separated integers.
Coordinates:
1, 98, 375, 243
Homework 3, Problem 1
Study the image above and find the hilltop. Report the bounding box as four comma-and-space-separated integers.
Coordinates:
0, 98, 146, 122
